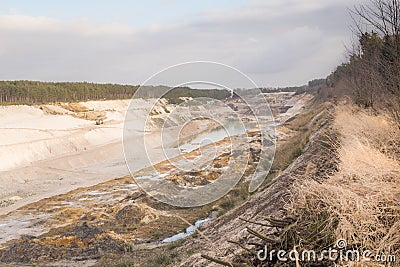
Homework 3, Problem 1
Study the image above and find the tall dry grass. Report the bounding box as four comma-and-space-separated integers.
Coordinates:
286, 104, 400, 265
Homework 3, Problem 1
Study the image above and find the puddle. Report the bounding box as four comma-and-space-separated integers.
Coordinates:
0, 214, 48, 244
162, 217, 210, 243
135, 175, 154, 180
135, 173, 169, 180
178, 123, 247, 153
78, 197, 95, 202
61, 201, 74, 206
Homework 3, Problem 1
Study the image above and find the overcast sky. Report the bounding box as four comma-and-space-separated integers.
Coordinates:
0, 0, 361, 87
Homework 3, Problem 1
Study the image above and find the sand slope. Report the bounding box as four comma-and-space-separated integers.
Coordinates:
0, 100, 162, 214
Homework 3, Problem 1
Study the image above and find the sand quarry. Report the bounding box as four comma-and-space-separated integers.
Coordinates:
0, 97, 247, 215
0, 93, 314, 258
0, 93, 311, 216
0, 99, 186, 215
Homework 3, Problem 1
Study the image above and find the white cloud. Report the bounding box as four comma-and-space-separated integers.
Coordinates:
0, 0, 357, 86
0, 13, 135, 35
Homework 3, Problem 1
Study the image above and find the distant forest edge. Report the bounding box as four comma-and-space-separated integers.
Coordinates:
0, 81, 232, 105
0, 80, 325, 105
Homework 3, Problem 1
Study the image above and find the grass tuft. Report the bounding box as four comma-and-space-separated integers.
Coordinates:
285, 104, 400, 263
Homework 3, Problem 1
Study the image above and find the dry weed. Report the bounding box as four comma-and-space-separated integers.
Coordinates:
286, 104, 400, 264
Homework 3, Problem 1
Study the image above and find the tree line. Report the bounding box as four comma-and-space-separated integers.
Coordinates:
329, 0, 400, 126
0, 80, 230, 105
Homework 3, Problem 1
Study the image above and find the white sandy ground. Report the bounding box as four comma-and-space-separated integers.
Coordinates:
0, 94, 311, 216
282, 93, 314, 122
0, 98, 235, 215
0, 99, 179, 215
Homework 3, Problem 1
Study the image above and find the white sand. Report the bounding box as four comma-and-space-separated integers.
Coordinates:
0, 99, 169, 215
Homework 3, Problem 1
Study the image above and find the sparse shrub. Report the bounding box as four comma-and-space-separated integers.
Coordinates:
115, 259, 135, 267
167, 239, 185, 250
292, 147, 302, 158
148, 253, 172, 267
219, 197, 234, 211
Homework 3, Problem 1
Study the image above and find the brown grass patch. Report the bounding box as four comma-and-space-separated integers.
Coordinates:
268, 102, 331, 180
286, 103, 400, 265
57, 102, 106, 121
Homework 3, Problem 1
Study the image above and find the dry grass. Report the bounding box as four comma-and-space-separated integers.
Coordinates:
57, 102, 106, 121
286, 103, 400, 265
268, 102, 331, 180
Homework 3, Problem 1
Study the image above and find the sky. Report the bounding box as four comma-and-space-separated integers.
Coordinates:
0, 0, 361, 87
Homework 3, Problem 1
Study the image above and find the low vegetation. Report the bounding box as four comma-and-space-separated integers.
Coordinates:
277, 2, 400, 259
265, 102, 331, 183
284, 104, 400, 265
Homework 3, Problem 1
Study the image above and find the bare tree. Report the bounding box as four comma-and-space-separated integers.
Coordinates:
348, 0, 400, 125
